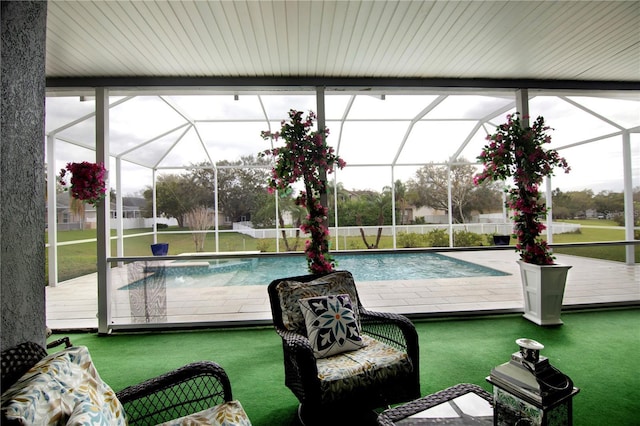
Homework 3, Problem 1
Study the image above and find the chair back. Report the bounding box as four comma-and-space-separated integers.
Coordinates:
1, 342, 48, 392
267, 270, 362, 334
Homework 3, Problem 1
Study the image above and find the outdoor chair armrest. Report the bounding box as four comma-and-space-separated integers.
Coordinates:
46, 336, 72, 350
360, 309, 420, 365
116, 361, 232, 426
275, 326, 323, 401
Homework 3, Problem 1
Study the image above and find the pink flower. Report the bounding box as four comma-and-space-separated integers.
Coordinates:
58, 162, 107, 207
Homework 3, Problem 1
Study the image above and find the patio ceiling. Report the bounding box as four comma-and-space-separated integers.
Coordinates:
46, 0, 639, 82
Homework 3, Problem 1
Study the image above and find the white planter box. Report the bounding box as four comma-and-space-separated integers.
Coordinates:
518, 260, 572, 326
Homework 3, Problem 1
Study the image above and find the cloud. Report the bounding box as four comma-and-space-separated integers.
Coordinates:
46, 92, 640, 196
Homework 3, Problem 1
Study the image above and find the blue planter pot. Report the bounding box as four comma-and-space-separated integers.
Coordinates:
493, 235, 511, 246
151, 243, 169, 256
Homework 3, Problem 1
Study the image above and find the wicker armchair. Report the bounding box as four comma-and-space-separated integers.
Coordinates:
1, 341, 49, 392
267, 270, 420, 423
116, 361, 234, 425
1, 340, 240, 426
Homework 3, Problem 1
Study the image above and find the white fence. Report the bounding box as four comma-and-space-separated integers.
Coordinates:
232, 222, 581, 239
109, 218, 178, 230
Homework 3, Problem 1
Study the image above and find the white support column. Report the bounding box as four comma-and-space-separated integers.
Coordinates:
214, 166, 220, 252
152, 168, 158, 244
515, 89, 530, 126
622, 131, 635, 265
391, 166, 397, 249
546, 177, 553, 243
333, 171, 339, 250
447, 164, 454, 247
274, 189, 280, 253
316, 86, 328, 221
96, 88, 111, 334
47, 134, 58, 287
502, 189, 509, 229
317, 86, 336, 254
115, 157, 124, 259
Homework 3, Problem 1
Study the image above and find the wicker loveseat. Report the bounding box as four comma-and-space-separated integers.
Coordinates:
1, 341, 251, 425
267, 270, 421, 423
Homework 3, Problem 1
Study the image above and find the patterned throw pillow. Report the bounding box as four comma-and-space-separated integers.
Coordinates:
299, 294, 365, 358
276, 271, 360, 334
0, 346, 125, 425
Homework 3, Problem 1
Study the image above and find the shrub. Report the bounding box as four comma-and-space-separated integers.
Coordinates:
454, 230, 486, 247
426, 229, 449, 247
348, 240, 364, 250
156, 223, 168, 230
397, 232, 426, 248
256, 239, 271, 252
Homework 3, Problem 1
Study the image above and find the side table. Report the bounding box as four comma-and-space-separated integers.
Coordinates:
377, 383, 493, 425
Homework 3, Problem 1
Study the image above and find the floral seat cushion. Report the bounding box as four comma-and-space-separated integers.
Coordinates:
315, 335, 413, 403
0, 346, 125, 425
157, 400, 251, 426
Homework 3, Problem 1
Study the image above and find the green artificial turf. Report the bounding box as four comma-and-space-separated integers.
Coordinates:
52, 309, 639, 425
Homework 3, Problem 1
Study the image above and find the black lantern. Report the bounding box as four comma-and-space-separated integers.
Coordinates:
487, 338, 579, 425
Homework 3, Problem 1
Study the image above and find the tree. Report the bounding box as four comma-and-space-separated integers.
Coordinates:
594, 190, 624, 216
252, 192, 305, 251
143, 174, 206, 227
326, 181, 350, 226
189, 156, 271, 223
552, 188, 594, 218
407, 158, 501, 223
184, 206, 211, 252
69, 196, 86, 230
356, 188, 392, 249
337, 190, 391, 226
394, 180, 410, 225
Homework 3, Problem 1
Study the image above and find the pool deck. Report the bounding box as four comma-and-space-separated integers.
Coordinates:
46, 251, 639, 330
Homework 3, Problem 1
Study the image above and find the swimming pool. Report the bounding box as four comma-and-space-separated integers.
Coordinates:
122, 252, 509, 290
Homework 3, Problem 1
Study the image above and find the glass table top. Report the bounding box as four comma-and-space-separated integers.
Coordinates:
397, 392, 493, 425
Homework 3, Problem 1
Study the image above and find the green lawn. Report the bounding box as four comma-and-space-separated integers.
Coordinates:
47, 220, 637, 283
553, 219, 639, 263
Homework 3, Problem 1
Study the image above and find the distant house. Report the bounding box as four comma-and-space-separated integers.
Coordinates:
342, 189, 446, 225
113, 197, 146, 220
50, 193, 146, 230
413, 206, 448, 224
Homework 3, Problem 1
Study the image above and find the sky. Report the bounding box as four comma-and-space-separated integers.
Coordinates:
46, 91, 640, 198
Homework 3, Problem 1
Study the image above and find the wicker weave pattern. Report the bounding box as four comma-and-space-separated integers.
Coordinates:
376, 383, 493, 425
1, 342, 48, 392
116, 361, 232, 426
267, 270, 421, 417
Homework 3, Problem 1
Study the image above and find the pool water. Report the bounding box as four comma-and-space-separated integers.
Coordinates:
122, 252, 509, 289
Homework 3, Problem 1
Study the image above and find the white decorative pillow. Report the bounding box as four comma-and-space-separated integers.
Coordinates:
299, 294, 365, 358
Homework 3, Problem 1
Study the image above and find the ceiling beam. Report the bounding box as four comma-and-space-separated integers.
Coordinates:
46, 76, 640, 91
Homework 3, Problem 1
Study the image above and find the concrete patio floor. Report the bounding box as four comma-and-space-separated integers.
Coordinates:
46, 251, 639, 331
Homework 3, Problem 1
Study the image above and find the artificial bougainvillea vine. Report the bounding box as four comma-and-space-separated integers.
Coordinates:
260, 109, 346, 274
474, 113, 570, 265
